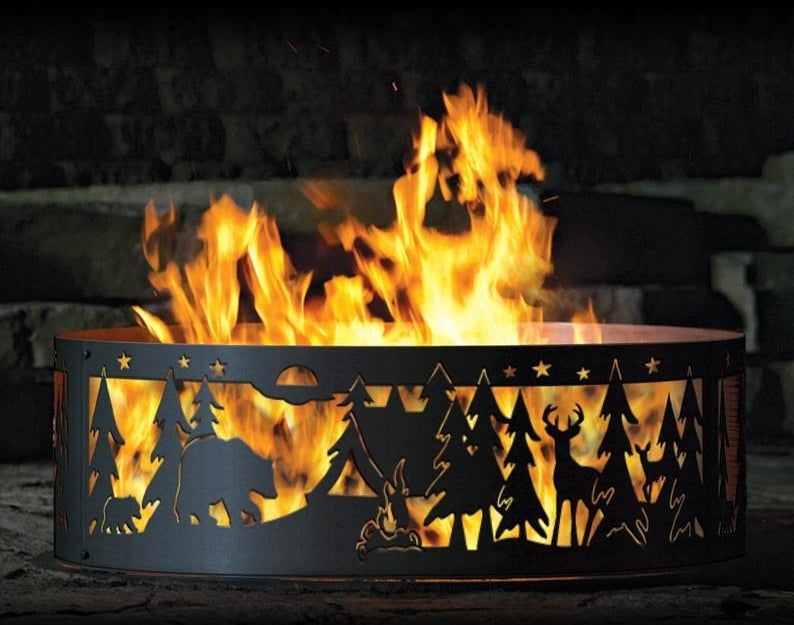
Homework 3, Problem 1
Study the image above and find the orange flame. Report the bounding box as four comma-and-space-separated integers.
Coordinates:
108, 84, 631, 533
132, 83, 573, 347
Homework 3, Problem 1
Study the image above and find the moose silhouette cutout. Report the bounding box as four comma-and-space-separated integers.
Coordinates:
176, 437, 277, 526
542, 403, 603, 547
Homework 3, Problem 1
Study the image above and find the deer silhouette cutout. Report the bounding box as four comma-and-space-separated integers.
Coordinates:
634, 442, 666, 503
542, 403, 602, 547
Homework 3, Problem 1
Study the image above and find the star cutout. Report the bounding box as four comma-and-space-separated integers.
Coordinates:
117, 351, 132, 370
177, 354, 191, 369
645, 356, 661, 375
532, 360, 551, 378
503, 365, 517, 378
209, 358, 227, 377
576, 366, 590, 381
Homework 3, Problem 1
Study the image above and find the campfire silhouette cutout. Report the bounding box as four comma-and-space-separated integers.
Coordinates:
356, 459, 422, 559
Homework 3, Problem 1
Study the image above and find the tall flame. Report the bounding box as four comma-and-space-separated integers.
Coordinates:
111, 84, 616, 532
132, 83, 570, 346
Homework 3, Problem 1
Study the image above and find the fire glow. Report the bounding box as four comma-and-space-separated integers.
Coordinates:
131, 83, 563, 348
53, 83, 745, 578
113, 83, 609, 533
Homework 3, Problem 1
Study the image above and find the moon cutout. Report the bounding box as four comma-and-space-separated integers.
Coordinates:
276, 365, 319, 387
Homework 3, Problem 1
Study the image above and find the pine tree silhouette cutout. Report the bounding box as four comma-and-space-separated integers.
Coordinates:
88, 367, 125, 533
312, 374, 384, 496
495, 390, 548, 540
425, 394, 477, 550
593, 359, 647, 545
416, 363, 455, 497
461, 370, 506, 547
658, 393, 683, 476
729, 372, 747, 539
468, 369, 509, 426
675, 369, 704, 539
716, 378, 735, 535
143, 368, 192, 527
650, 393, 685, 543
188, 376, 222, 441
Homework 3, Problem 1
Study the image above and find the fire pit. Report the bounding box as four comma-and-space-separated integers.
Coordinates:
53, 323, 744, 579
51, 84, 745, 580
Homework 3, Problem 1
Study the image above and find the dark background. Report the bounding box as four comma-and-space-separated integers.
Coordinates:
1, 6, 792, 190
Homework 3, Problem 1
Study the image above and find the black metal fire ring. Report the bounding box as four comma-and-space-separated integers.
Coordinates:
52, 322, 746, 579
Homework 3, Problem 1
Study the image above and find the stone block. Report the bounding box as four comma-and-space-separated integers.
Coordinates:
711, 251, 758, 353
543, 191, 709, 287
0, 369, 52, 462
756, 290, 794, 359
640, 285, 745, 332
0, 303, 132, 371
745, 361, 794, 445
0, 205, 151, 302
752, 251, 794, 290
766, 360, 794, 438
599, 178, 794, 247
762, 151, 794, 182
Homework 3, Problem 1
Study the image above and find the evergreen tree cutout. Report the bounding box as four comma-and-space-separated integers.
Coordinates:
425, 394, 477, 550
716, 378, 735, 535
592, 359, 648, 546
416, 363, 455, 497
142, 368, 192, 526
87, 367, 125, 533
460, 370, 505, 548
467, 369, 509, 426
649, 393, 686, 544
658, 393, 683, 476
312, 374, 384, 496
495, 390, 548, 540
675, 369, 704, 539
188, 376, 223, 441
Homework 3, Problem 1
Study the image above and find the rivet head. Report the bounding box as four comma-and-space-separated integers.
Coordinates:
80, 550, 89, 560
83, 350, 91, 359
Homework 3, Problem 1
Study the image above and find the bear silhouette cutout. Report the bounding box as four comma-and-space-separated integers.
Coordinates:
176, 437, 277, 526
102, 496, 142, 534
